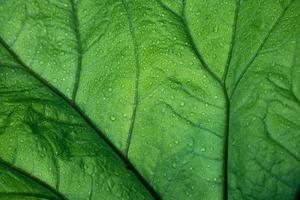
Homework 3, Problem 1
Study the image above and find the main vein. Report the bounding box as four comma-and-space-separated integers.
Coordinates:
0, 158, 67, 200
70, 0, 83, 101
122, 0, 141, 157
0, 193, 53, 200
0, 34, 159, 200
159, 0, 295, 199
159, 1, 240, 200
222, 1, 240, 199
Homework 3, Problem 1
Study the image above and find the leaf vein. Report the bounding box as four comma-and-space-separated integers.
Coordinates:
0, 159, 66, 200
229, 0, 295, 98
70, 0, 83, 101
122, 0, 141, 157
223, 0, 241, 82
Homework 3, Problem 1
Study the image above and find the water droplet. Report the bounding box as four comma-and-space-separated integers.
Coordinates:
172, 162, 177, 168
110, 116, 116, 121
232, 140, 236, 145
213, 26, 218, 32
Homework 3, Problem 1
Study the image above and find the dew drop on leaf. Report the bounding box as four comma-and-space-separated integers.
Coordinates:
110, 116, 116, 121
172, 162, 177, 168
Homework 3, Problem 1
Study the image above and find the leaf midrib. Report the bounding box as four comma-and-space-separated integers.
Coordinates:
0, 0, 160, 199
0, 192, 54, 200
157, 1, 293, 200
0, 158, 66, 200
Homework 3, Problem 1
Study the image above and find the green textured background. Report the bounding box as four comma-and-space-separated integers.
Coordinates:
0, 0, 299, 199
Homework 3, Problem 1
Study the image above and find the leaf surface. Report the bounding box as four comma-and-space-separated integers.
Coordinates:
0, 45, 153, 199
0, 0, 299, 199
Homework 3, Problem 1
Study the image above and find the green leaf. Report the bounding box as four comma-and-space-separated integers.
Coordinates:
0, 0, 299, 200
0, 46, 154, 199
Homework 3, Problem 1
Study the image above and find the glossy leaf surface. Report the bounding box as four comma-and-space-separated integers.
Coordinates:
0, 0, 299, 199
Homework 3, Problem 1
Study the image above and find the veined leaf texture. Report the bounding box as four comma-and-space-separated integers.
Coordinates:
0, 0, 299, 199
